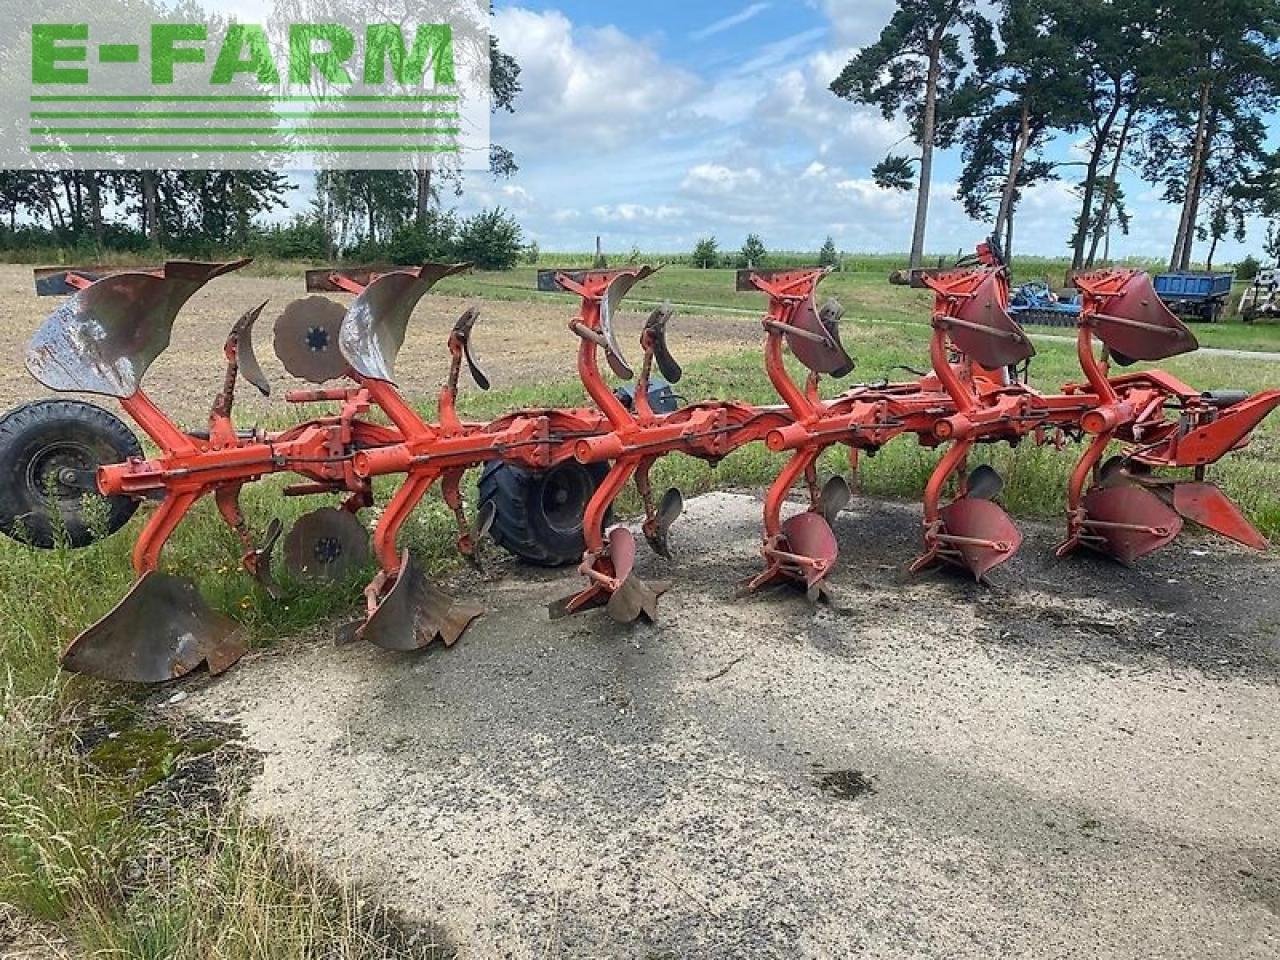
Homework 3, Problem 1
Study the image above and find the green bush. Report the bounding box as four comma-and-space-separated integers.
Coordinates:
249, 216, 328, 261
380, 211, 460, 265
1237, 255, 1261, 281
455, 208, 524, 270
692, 237, 719, 269
819, 236, 839, 268
737, 233, 767, 269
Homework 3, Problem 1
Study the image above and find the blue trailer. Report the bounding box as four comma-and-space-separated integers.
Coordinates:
1152, 272, 1234, 323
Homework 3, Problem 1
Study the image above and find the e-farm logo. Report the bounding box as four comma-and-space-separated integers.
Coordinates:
32, 23, 456, 87
6, 2, 489, 170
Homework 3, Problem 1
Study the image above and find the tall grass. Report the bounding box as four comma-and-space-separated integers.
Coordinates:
0, 486, 451, 956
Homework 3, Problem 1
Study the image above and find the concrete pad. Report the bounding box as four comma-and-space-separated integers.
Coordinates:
185, 492, 1280, 959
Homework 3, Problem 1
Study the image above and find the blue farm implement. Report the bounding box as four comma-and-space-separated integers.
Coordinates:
1008, 280, 1082, 329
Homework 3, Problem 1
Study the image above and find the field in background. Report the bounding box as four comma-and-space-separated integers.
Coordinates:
523, 249, 1175, 275
430, 264, 1280, 354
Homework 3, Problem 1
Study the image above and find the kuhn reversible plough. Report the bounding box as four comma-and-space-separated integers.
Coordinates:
2, 240, 1276, 684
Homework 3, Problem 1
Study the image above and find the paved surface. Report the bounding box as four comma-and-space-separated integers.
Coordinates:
183, 492, 1280, 959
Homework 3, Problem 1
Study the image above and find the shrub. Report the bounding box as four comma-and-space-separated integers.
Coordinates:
692, 237, 719, 269
454, 208, 524, 270
1237, 254, 1261, 281
380, 210, 460, 264
250, 215, 328, 260
819, 236, 839, 268
737, 234, 767, 269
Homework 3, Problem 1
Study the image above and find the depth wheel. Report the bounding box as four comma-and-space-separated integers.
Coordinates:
478, 460, 611, 567
0, 399, 142, 548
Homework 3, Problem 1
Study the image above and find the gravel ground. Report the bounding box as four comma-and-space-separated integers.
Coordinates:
0, 264, 758, 422
181, 491, 1280, 960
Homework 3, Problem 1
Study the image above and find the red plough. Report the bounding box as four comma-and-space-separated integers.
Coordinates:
3, 242, 1276, 685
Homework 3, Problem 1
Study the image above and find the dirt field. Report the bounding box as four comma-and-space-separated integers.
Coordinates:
180, 492, 1280, 960
0, 264, 759, 422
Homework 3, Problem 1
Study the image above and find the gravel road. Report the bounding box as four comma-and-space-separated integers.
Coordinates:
181, 491, 1280, 960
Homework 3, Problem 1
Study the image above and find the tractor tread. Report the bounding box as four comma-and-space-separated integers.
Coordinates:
478, 460, 608, 567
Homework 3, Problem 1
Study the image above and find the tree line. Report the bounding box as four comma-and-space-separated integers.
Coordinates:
831, 0, 1280, 271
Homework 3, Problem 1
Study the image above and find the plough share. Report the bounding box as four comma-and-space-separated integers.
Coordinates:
4, 239, 1276, 684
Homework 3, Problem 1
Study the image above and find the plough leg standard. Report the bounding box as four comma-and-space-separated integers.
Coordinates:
2, 242, 1276, 683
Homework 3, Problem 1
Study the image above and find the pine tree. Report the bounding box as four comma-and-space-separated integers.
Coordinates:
692, 237, 719, 268
830, 0, 990, 268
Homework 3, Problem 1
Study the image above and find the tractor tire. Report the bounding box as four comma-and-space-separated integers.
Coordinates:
478, 460, 611, 567
0, 399, 142, 548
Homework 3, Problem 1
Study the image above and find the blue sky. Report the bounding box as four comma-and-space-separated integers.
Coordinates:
436, 0, 1276, 261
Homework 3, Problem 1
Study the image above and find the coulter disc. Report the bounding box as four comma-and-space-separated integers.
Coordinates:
283, 507, 369, 581
274, 297, 348, 383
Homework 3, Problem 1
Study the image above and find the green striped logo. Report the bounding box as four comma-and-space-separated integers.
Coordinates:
11, 6, 489, 170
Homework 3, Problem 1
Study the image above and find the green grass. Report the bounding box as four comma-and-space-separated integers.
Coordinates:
0, 486, 450, 955
424, 265, 1280, 356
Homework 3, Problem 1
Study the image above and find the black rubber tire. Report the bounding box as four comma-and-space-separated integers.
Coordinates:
0, 399, 142, 548
478, 460, 611, 567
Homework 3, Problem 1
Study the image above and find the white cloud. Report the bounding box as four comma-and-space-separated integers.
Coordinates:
681, 163, 764, 194
590, 204, 686, 224
500, 184, 533, 205
492, 8, 700, 153
820, 0, 899, 47
691, 3, 771, 41
729, 28, 828, 78
463, 3, 1262, 260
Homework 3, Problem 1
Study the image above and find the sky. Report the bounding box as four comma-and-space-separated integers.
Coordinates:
443, 0, 1276, 261
219, 0, 1278, 260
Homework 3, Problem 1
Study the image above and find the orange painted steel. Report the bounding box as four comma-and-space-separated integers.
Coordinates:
12, 243, 1279, 684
